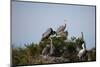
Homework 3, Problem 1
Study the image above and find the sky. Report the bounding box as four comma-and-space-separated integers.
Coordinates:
12, 1, 96, 49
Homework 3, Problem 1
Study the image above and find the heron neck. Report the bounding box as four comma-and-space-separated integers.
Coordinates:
82, 44, 86, 50
50, 38, 53, 47
51, 39, 52, 45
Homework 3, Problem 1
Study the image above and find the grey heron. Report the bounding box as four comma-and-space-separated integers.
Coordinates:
41, 37, 55, 58
41, 28, 56, 41
56, 23, 66, 34
49, 37, 55, 56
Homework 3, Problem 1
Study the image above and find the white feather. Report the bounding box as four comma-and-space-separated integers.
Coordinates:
77, 43, 86, 58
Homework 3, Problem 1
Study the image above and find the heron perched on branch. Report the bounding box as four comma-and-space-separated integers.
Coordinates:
56, 23, 66, 34
77, 42, 87, 61
42, 44, 50, 56
49, 37, 55, 56
77, 32, 87, 61
42, 37, 55, 58
41, 28, 56, 41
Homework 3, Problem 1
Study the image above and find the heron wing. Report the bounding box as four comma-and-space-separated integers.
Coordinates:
56, 25, 65, 33
78, 49, 85, 57
42, 28, 51, 38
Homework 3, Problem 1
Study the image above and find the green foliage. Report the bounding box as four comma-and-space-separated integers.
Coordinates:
12, 33, 96, 65
12, 47, 28, 65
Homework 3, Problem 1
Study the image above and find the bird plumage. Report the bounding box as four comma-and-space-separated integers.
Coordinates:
42, 45, 50, 56
49, 37, 55, 56
77, 43, 86, 59
42, 37, 55, 58
41, 28, 56, 41
56, 23, 66, 34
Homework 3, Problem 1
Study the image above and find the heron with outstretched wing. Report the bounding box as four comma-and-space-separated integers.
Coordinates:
56, 19, 67, 34
56, 23, 66, 34
41, 28, 56, 41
